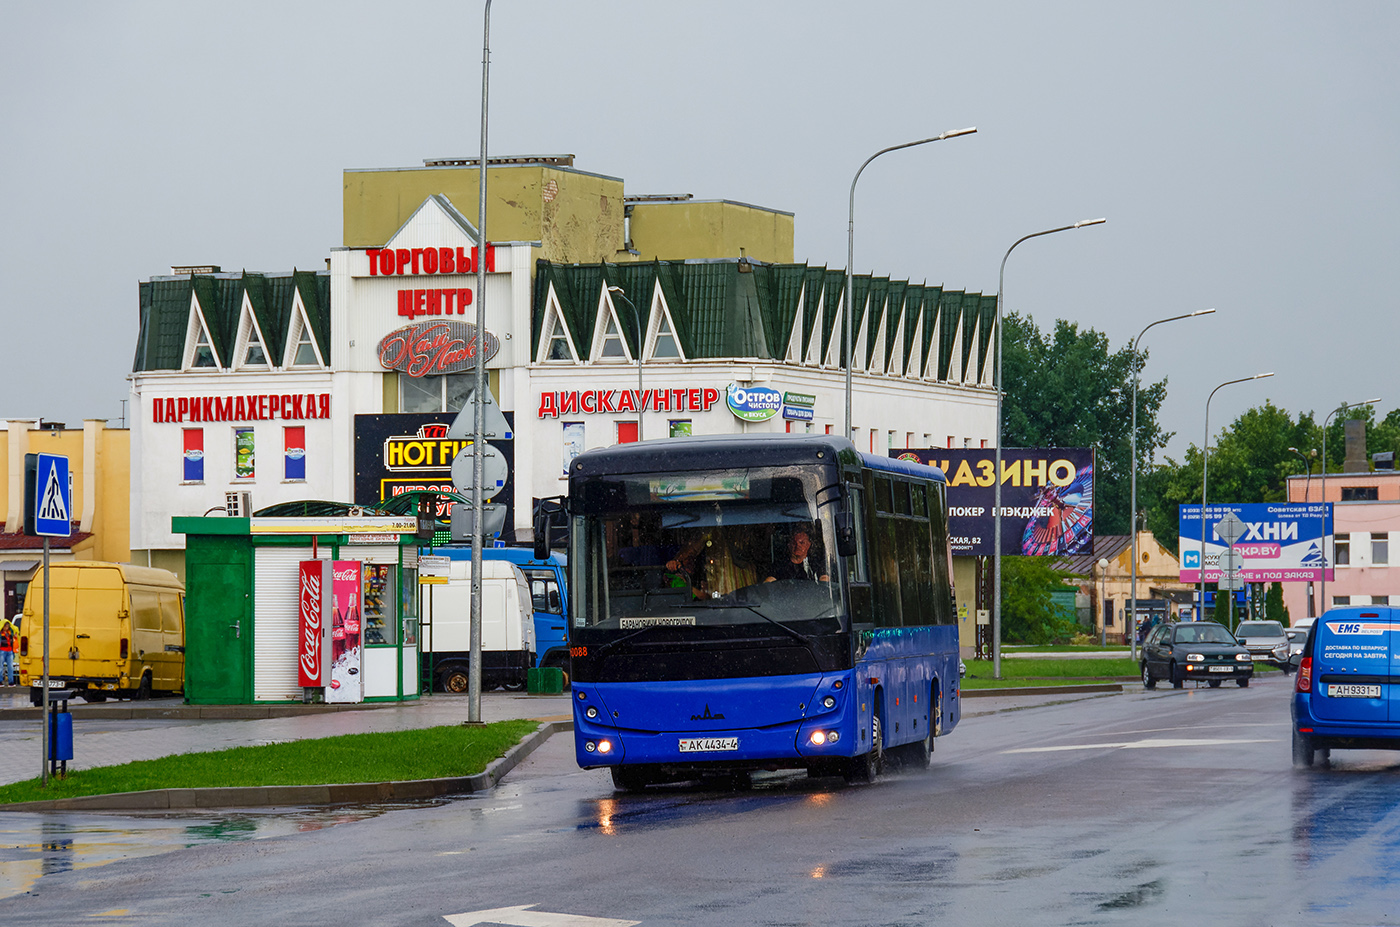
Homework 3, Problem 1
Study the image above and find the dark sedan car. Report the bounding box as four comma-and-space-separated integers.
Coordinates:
1140, 621, 1254, 689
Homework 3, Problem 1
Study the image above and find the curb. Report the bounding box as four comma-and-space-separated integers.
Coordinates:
0, 719, 572, 813
963, 683, 1123, 697
0, 701, 435, 722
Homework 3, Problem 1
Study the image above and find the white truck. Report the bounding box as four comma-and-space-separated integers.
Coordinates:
421, 558, 535, 692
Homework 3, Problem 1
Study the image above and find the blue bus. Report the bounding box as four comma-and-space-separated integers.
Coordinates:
540, 433, 961, 789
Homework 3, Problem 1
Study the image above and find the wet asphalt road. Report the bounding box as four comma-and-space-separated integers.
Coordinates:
2, 674, 1398, 926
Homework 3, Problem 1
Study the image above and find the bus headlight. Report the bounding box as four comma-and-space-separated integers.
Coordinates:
809, 730, 839, 746
822, 696, 836, 709
597, 740, 613, 754
586, 706, 598, 719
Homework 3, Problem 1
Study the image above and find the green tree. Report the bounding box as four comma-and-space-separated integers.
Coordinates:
1001, 313, 1169, 535
1000, 555, 1080, 644
1265, 582, 1290, 626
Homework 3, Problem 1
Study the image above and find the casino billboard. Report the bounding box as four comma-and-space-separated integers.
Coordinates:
894, 448, 1095, 557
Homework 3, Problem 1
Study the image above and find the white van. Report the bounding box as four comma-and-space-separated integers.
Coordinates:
421, 559, 535, 693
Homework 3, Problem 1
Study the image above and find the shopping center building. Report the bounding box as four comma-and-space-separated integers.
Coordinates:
129, 155, 1001, 672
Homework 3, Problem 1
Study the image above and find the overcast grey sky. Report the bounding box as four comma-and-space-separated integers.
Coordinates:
3, 1, 1396, 459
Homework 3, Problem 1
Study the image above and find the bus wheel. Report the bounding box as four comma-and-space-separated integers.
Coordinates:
136, 673, 152, 701
845, 715, 883, 783
611, 766, 653, 792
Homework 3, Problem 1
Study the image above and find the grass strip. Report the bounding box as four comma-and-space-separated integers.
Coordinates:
961, 656, 1283, 689
0, 719, 540, 805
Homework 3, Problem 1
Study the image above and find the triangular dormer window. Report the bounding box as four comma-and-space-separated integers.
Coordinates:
233, 295, 271, 369
536, 285, 580, 363
645, 285, 684, 361
283, 295, 324, 368
784, 285, 807, 363
182, 293, 221, 370
591, 291, 633, 364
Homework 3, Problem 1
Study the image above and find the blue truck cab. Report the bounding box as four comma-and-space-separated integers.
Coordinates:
430, 546, 571, 686
1292, 606, 1400, 766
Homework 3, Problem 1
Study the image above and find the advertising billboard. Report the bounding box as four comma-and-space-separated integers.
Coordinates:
893, 448, 1095, 557
1178, 503, 1332, 583
354, 411, 515, 538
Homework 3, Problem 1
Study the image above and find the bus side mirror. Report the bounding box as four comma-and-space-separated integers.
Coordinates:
835, 511, 857, 558
534, 515, 551, 560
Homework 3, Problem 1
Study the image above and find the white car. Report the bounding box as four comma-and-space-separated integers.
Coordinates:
1234, 620, 1292, 672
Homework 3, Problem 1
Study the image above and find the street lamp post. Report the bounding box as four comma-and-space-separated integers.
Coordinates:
1199, 373, 1273, 625
1319, 398, 1381, 610
1287, 446, 1313, 501
1097, 558, 1110, 647
1128, 309, 1215, 660
844, 127, 976, 440
468, 0, 493, 725
607, 286, 644, 442
992, 218, 1105, 679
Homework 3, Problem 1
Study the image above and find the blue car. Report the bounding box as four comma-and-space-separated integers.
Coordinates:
1292, 606, 1400, 767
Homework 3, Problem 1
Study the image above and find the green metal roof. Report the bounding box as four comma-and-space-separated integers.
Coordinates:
533, 260, 993, 382
134, 271, 331, 372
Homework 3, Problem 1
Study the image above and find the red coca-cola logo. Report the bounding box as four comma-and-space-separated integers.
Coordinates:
377, 320, 500, 378
298, 562, 325, 686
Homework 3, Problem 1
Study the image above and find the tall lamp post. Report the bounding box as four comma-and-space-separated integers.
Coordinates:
1287, 446, 1314, 501
1128, 309, 1215, 660
468, 0, 493, 725
1097, 558, 1110, 647
844, 127, 976, 439
607, 286, 645, 441
1319, 398, 1381, 610
1199, 372, 1273, 625
992, 218, 1105, 679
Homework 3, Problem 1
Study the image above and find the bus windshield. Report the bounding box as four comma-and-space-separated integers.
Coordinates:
570, 466, 844, 638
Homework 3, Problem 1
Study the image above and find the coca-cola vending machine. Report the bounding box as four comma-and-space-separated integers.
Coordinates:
297, 560, 332, 695
328, 561, 364, 703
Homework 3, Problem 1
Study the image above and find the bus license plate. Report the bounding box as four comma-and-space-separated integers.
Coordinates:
1327, 684, 1381, 699
1208, 665, 1233, 673
678, 737, 739, 753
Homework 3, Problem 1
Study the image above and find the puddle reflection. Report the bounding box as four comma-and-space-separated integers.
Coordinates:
0, 802, 418, 899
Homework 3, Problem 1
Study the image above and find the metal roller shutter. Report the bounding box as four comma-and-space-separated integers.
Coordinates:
254, 546, 316, 702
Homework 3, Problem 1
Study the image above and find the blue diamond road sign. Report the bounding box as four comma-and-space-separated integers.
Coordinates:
34, 454, 71, 538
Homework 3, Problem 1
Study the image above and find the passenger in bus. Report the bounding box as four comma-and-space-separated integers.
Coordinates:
666, 528, 754, 598
764, 526, 830, 583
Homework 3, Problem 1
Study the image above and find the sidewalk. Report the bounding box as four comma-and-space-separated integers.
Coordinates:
0, 689, 571, 791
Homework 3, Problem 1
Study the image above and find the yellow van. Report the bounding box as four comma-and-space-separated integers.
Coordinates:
18, 562, 185, 705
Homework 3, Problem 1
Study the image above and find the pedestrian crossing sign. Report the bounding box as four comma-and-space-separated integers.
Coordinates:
30, 454, 71, 537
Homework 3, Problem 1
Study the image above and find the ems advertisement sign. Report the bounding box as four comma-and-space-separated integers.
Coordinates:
726, 383, 781, 422
894, 448, 1095, 557
1178, 503, 1331, 583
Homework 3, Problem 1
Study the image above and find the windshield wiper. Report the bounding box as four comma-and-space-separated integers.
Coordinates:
590, 623, 666, 659
695, 600, 821, 658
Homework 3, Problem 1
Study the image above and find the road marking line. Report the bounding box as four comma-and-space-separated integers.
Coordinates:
444, 904, 641, 927
1003, 737, 1277, 754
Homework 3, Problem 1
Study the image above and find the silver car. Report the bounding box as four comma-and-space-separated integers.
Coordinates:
1234, 620, 1292, 672
1286, 617, 1316, 670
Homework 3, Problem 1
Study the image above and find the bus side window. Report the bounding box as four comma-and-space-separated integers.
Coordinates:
846, 484, 870, 584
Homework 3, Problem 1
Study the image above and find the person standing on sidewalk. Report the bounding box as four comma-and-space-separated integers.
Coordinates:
0, 617, 17, 686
